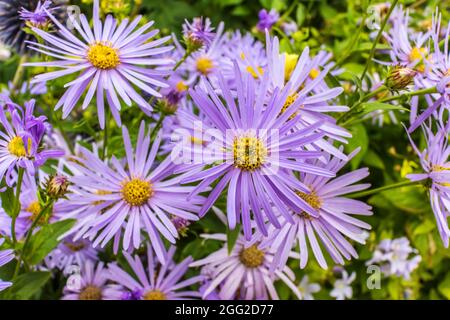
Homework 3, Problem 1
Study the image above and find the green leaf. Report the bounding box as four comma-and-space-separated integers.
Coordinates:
296, 3, 306, 26
5, 271, 50, 299
227, 225, 241, 254
0, 186, 15, 217
362, 149, 385, 170
360, 102, 408, 116
344, 123, 368, 170
438, 272, 450, 299
24, 219, 76, 265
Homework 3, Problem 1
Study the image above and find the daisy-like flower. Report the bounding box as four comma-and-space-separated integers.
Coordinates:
182, 22, 226, 84
108, 246, 203, 300
178, 64, 335, 240
261, 148, 372, 270
366, 237, 421, 280
62, 260, 122, 300
0, 98, 64, 186
0, 238, 14, 291
406, 123, 450, 247
24, 0, 173, 128
63, 121, 203, 262
182, 17, 215, 49
298, 275, 321, 300
191, 233, 301, 300
0, 0, 66, 53
265, 33, 350, 160
256, 9, 279, 32
330, 270, 355, 300
44, 236, 98, 272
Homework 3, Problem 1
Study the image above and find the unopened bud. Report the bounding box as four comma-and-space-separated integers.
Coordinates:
45, 174, 71, 199
385, 66, 417, 91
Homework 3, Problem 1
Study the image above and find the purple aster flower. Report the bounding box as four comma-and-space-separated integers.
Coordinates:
24, 0, 173, 128
62, 260, 123, 300
183, 17, 215, 48
0, 0, 67, 54
44, 236, 98, 272
108, 246, 203, 300
366, 237, 421, 280
406, 124, 450, 247
182, 22, 226, 84
256, 9, 279, 32
0, 98, 64, 186
2, 81, 47, 97
261, 148, 372, 270
0, 238, 14, 291
266, 33, 351, 160
178, 63, 336, 240
19, 0, 55, 27
191, 233, 301, 300
62, 121, 203, 262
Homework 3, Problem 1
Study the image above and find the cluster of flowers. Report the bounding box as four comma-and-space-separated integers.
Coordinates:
2, 0, 448, 300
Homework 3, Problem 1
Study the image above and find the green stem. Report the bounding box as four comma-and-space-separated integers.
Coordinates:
362, 85, 387, 102
11, 168, 24, 246
11, 55, 28, 93
151, 114, 166, 141
380, 86, 438, 103
13, 201, 53, 278
173, 52, 189, 72
360, 0, 399, 81
102, 109, 111, 160
347, 180, 421, 199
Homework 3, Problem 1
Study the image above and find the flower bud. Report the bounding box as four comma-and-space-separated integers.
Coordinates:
385, 66, 417, 91
45, 174, 71, 199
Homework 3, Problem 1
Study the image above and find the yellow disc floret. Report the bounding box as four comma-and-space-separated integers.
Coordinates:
79, 285, 102, 300
196, 57, 214, 75
284, 53, 299, 82
233, 137, 267, 171
309, 68, 320, 79
246, 66, 264, 79
8, 136, 30, 157
296, 189, 322, 218
87, 42, 120, 70
239, 245, 265, 268
121, 178, 153, 206
26, 201, 48, 225
143, 290, 167, 300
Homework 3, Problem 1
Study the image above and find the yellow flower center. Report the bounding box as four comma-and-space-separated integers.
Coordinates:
432, 165, 450, 172
296, 190, 322, 218
280, 93, 300, 118
409, 47, 428, 73
239, 245, 265, 268
64, 241, 86, 252
176, 81, 188, 92
79, 285, 102, 300
309, 68, 320, 79
285, 53, 299, 82
246, 66, 264, 79
26, 201, 48, 225
196, 57, 214, 75
87, 42, 120, 70
121, 178, 153, 206
143, 290, 166, 300
8, 136, 30, 157
233, 137, 267, 171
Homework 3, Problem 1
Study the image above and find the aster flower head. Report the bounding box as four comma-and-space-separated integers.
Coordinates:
19, 0, 55, 28
108, 246, 203, 300
24, 0, 174, 128
182, 17, 215, 51
178, 63, 337, 240
62, 260, 123, 300
44, 235, 98, 272
191, 233, 302, 300
261, 148, 372, 270
0, 0, 66, 53
366, 237, 421, 280
406, 124, 450, 247
0, 98, 64, 186
257, 9, 279, 32
330, 270, 355, 300
63, 121, 203, 262
0, 238, 14, 291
